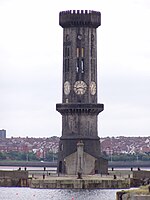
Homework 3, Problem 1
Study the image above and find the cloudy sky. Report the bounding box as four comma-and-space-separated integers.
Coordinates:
0, 0, 150, 138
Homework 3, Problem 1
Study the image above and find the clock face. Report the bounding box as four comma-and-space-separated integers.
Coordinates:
64, 81, 70, 95
74, 81, 87, 95
90, 81, 96, 95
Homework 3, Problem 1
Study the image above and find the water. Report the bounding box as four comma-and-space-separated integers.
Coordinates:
0, 166, 57, 171
0, 166, 149, 171
0, 187, 119, 200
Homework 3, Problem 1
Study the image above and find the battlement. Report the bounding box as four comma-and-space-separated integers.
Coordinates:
59, 10, 101, 28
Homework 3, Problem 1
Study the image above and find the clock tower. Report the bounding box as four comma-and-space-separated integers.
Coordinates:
56, 10, 108, 175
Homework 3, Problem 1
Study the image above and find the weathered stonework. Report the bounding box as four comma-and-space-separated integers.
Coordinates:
116, 192, 150, 200
30, 178, 130, 189
64, 141, 96, 175
0, 170, 28, 187
56, 10, 108, 174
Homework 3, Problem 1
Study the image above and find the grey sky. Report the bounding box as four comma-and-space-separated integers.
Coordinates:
0, 0, 150, 138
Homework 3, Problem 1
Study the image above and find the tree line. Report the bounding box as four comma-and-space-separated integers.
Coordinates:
0, 151, 58, 162
103, 152, 150, 161
0, 151, 150, 162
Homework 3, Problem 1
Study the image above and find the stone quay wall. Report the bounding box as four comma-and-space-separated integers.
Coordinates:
133, 171, 150, 180
0, 170, 28, 187
116, 191, 150, 200
30, 178, 130, 189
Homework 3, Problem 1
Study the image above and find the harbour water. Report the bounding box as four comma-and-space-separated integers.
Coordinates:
0, 187, 119, 200
0, 166, 149, 171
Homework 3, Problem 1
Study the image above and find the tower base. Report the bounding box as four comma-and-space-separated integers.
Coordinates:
57, 141, 108, 175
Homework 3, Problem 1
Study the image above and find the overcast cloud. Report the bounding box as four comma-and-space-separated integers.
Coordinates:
0, 0, 150, 138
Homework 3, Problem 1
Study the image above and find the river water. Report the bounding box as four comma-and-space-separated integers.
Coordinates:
0, 187, 119, 200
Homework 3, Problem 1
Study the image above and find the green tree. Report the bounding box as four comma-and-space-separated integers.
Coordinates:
0, 152, 6, 160
45, 151, 58, 162
28, 152, 38, 161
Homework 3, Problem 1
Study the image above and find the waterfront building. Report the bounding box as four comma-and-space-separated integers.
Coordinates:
56, 10, 108, 175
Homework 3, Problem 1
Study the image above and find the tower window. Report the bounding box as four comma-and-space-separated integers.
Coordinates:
91, 34, 94, 42
65, 47, 70, 57
81, 48, 84, 57
66, 34, 69, 41
91, 46, 93, 57
81, 59, 84, 73
76, 58, 84, 73
77, 48, 84, 58
67, 59, 69, 71
65, 59, 69, 72
76, 61, 79, 73
91, 59, 96, 80
76, 58, 80, 73
65, 47, 67, 57
67, 47, 69, 56
77, 48, 79, 57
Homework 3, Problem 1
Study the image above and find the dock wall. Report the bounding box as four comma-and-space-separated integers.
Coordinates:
116, 192, 150, 200
0, 170, 28, 187
30, 178, 130, 189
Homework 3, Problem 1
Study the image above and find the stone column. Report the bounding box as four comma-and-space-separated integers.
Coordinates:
77, 140, 84, 175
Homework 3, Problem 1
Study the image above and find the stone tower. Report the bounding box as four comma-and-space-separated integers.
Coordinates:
56, 10, 108, 175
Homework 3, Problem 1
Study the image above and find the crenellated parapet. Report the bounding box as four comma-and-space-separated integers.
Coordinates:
59, 10, 101, 28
